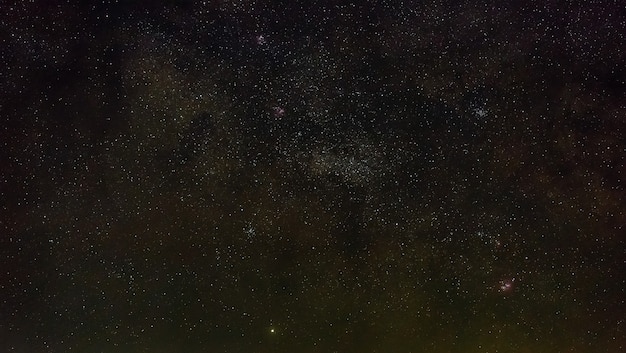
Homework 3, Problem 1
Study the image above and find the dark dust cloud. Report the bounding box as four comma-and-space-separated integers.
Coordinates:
1, 1, 625, 352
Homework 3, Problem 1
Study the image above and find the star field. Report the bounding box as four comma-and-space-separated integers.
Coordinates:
0, 1, 625, 352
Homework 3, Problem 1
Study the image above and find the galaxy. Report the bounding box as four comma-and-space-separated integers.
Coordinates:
1, 1, 624, 352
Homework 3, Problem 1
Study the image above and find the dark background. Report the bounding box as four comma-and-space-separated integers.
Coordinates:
1, 1, 624, 352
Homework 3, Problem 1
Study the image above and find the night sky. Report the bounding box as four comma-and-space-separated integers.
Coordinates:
1, 1, 625, 352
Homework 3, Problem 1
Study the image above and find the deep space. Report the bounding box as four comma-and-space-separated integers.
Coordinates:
1, 1, 625, 352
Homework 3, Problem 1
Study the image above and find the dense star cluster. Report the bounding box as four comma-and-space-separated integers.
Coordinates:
1, 1, 625, 352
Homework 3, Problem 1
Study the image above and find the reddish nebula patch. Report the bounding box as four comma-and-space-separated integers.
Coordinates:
272, 106, 285, 118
